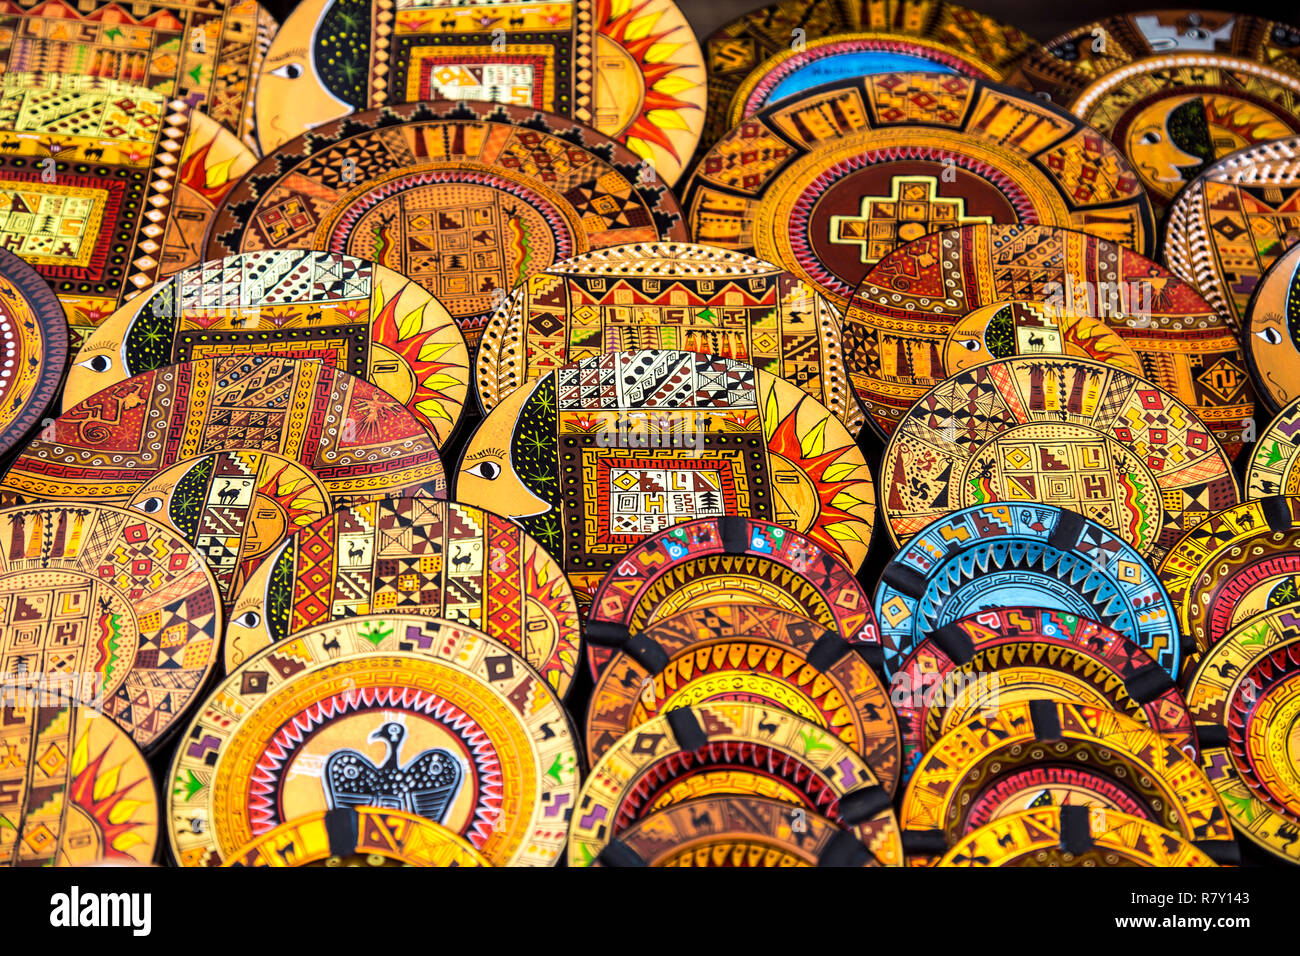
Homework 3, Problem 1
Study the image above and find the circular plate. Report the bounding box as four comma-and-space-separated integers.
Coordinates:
593, 794, 875, 867
205, 100, 689, 353
1249, 397, 1300, 498
475, 242, 863, 431
1157, 495, 1300, 652
221, 807, 490, 867
125, 450, 333, 609
0, 77, 256, 354
893, 606, 1197, 780
0, 246, 68, 456
585, 517, 881, 678
873, 502, 1180, 679
1245, 241, 1300, 413
1007, 11, 1300, 212
586, 603, 900, 790
680, 73, 1157, 312
880, 353, 1240, 560
255, 0, 705, 186
0, 702, 157, 866
844, 222, 1254, 450
64, 251, 471, 447
224, 497, 581, 698
566, 700, 902, 866
167, 614, 580, 867
1164, 136, 1300, 331
0, 502, 221, 751
455, 349, 877, 606
900, 699, 1237, 866
0, 357, 446, 507
938, 805, 1218, 867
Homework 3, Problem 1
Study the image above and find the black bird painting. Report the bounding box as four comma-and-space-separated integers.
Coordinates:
324, 719, 464, 823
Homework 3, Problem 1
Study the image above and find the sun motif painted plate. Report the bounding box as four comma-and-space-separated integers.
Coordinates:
204, 100, 688, 353
938, 805, 1218, 867
844, 222, 1254, 451
224, 497, 581, 698
586, 603, 899, 790
0, 502, 221, 751
0, 702, 157, 867
0, 246, 68, 457
593, 794, 878, 867
873, 503, 1180, 679
1245, 242, 1300, 414
1157, 496, 1300, 653
475, 242, 863, 431
1249, 397, 1300, 499
900, 700, 1237, 866
455, 350, 877, 608
221, 807, 490, 867
680, 73, 1157, 312
1006, 10, 1300, 215
893, 606, 1197, 781
1164, 137, 1300, 331
0, 357, 446, 507
65, 251, 471, 447
880, 353, 1239, 560
566, 700, 902, 867
167, 614, 580, 867
125, 450, 332, 610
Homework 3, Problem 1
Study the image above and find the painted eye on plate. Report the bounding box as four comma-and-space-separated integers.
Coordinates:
233, 611, 261, 628
133, 496, 164, 514
465, 461, 501, 480
77, 354, 112, 373
1140, 131, 1161, 144
957, 339, 982, 352
1256, 327, 1284, 346
270, 62, 304, 80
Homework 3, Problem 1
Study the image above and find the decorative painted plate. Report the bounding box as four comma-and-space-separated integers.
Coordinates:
873, 503, 1180, 678
0, 502, 221, 751
167, 614, 580, 867
593, 795, 879, 867
64, 251, 471, 446
844, 222, 1254, 451
125, 450, 332, 609
566, 701, 902, 867
586, 603, 899, 790
256, 0, 705, 186
1006, 11, 1300, 213
1249, 396, 1300, 499
455, 350, 877, 607
1164, 136, 1300, 331
938, 805, 1218, 867
222, 807, 490, 867
893, 606, 1197, 781
475, 242, 863, 431
0, 357, 447, 507
1245, 241, 1300, 413
224, 497, 581, 698
680, 72, 1157, 312
0, 246, 68, 456
899, 700, 1236, 866
0, 0, 277, 156
204, 100, 688, 352
1158, 496, 1300, 652
0, 75, 256, 354
879, 353, 1240, 560
0, 703, 157, 867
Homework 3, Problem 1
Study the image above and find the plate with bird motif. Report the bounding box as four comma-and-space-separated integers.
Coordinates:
0, 502, 221, 751
1245, 242, 1300, 414
65, 251, 471, 447
586, 603, 899, 790
221, 807, 490, 867
204, 100, 688, 353
899, 700, 1237, 866
0, 702, 157, 866
475, 242, 863, 431
844, 222, 1254, 450
566, 700, 901, 866
1249, 397, 1300, 499
167, 614, 580, 867
893, 606, 1196, 781
224, 497, 581, 698
593, 794, 879, 867
0, 246, 68, 457
873, 503, 1180, 679
680, 73, 1156, 313
880, 353, 1240, 560
0, 357, 446, 507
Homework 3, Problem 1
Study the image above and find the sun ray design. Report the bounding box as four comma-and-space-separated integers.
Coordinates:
69, 725, 149, 859
256, 462, 323, 529
371, 280, 464, 430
